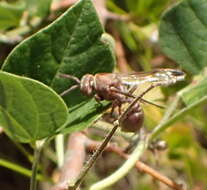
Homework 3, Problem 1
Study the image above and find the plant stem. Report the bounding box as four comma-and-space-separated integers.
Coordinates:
70, 123, 119, 189
30, 140, 45, 190
86, 139, 183, 190
88, 90, 180, 190
55, 134, 65, 168
70, 85, 156, 190
89, 132, 148, 190
0, 158, 43, 180
13, 141, 33, 162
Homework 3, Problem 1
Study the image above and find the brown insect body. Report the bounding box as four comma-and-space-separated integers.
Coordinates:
78, 73, 144, 132
59, 69, 185, 133
80, 73, 129, 106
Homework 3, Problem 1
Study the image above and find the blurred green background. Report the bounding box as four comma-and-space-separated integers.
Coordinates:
0, 0, 207, 190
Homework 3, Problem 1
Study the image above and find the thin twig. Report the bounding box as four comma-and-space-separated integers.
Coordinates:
112, 29, 130, 73
86, 139, 183, 190
89, 131, 148, 190
54, 128, 182, 190
70, 124, 119, 190
70, 85, 156, 189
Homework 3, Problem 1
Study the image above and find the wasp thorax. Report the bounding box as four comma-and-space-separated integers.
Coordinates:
80, 74, 94, 96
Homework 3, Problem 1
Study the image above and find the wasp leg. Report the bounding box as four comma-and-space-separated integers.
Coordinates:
128, 85, 138, 94
110, 101, 116, 117
110, 100, 121, 118
111, 86, 164, 109
140, 99, 165, 109
110, 86, 135, 99
118, 104, 122, 115
94, 94, 104, 107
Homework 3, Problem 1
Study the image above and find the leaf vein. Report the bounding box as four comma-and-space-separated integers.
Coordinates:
188, 1, 207, 29
50, 1, 86, 86
171, 22, 203, 70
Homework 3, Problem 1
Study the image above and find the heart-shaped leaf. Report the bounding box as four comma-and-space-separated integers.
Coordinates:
60, 99, 110, 134
159, 0, 207, 74
2, 0, 115, 133
0, 71, 68, 143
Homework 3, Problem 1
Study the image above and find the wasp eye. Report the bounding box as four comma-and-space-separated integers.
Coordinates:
170, 70, 185, 77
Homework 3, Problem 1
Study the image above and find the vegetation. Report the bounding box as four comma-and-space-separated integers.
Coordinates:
0, 0, 207, 190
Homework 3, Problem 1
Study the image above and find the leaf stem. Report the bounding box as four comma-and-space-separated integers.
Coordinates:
13, 141, 33, 162
30, 140, 45, 190
0, 158, 43, 180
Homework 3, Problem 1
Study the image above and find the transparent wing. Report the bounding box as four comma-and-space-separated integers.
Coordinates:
117, 69, 185, 86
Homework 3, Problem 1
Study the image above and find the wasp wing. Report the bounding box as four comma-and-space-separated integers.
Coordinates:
117, 69, 185, 86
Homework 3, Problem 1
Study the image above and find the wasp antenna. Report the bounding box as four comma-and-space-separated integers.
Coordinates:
58, 73, 81, 84
60, 84, 79, 96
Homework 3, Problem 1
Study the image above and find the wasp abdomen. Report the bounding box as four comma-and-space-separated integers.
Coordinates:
120, 103, 144, 133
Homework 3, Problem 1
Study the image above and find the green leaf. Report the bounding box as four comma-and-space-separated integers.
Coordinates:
179, 75, 207, 105
60, 100, 110, 134
0, 1, 24, 30
0, 71, 68, 143
2, 0, 115, 133
159, 0, 207, 74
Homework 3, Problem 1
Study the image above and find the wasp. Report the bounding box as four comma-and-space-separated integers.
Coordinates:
59, 69, 185, 132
